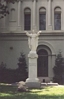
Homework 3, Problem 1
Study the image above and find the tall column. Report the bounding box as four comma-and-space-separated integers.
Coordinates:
17, 0, 22, 32
48, 55, 52, 79
32, 0, 37, 31
51, 55, 56, 78
48, 0, 52, 30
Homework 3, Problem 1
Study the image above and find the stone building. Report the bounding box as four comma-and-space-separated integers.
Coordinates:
0, 0, 64, 82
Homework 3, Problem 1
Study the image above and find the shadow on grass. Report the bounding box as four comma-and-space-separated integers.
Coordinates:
0, 85, 64, 99
0, 92, 64, 99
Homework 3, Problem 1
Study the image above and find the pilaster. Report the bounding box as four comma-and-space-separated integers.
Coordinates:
17, 0, 22, 32
32, 0, 37, 31
47, 0, 52, 30
51, 54, 56, 79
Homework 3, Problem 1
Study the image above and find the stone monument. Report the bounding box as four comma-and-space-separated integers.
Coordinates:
25, 30, 42, 88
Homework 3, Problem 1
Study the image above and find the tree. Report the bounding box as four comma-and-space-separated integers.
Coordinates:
0, 0, 17, 19
17, 52, 28, 81
53, 52, 64, 84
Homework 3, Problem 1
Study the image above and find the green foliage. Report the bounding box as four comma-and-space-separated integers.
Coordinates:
0, 3, 9, 19
53, 52, 64, 84
0, 52, 28, 83
0, 62, 6, 69
17, 52, 28, 81
0, 0, 17, 19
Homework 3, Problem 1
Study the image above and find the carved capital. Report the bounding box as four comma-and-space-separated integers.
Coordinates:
28, 51, 38, 58
32, 0, 37, 2
17, 0, 23, 2
47, 0, 52, 1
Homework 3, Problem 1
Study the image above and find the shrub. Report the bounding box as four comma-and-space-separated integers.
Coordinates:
17, 52, 28, 81
0, 52, 28, 83
53, 52, 64, 84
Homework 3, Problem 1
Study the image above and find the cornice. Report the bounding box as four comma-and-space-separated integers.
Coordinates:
0, 30, 64, 37
40, 33, 64, 37
0, 33, 26, 37
40, 30, 64, 36
32, 0, 37, 2
47, 0, 53, 1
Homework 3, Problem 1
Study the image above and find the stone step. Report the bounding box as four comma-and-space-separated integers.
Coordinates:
41, 82, 58, 86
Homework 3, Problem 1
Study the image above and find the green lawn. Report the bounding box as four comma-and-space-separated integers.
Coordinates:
0, 84, 64, 99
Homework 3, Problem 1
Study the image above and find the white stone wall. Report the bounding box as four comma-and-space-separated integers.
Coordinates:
0, 35, 29, 69
0, 0, 64, 32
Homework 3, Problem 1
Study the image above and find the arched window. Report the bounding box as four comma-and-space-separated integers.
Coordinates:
10, 8, 16, 21
39, 7, 46, 30
24, 8, 31, 30
37, 49, 48, 77
54, 7, 61, 30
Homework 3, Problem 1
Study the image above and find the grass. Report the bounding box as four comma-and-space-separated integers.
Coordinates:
0, 84, 64, 99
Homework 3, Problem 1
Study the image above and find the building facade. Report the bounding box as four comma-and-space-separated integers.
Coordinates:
0, 0, 64, 82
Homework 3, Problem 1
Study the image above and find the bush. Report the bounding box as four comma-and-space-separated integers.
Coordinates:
17, 52, 28, 81
53, 52, 64, 84
0, 52, 28, 83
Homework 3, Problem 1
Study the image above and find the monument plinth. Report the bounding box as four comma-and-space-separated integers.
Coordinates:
25, 30, 41, 88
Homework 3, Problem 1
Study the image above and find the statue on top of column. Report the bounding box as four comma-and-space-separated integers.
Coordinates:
25, 29, 42, 52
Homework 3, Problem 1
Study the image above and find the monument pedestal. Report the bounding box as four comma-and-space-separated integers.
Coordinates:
26, 51, 41, 88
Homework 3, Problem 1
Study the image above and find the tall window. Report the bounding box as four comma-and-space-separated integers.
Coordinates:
39, 7, 46, 30
10, 8, 16, 21
24, 8, 31, 30
37, 49, 48, 77
54, 7, 61, 30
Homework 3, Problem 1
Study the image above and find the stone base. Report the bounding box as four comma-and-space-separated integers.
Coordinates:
17, 26, 22, 32
41, 83, 58, 87
26, 78, 41, 88
47, 83, 58, 86
48, 25, 52, 31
